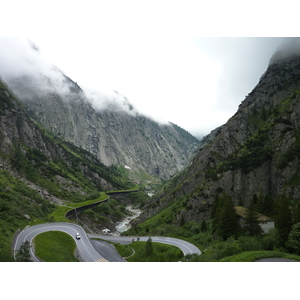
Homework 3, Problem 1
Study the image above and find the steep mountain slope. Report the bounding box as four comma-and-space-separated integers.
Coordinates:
0, 77, 145, 259
1, 77, 134, 196
134, 38, 300, 226
6, 73, 199, 183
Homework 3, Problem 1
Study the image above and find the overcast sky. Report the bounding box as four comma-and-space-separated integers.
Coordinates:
0, 2, 292, 138
3, 36, 285, 138
1, 0, 298, 291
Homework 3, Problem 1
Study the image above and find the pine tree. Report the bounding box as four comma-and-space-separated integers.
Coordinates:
214, 192, 240, 240
256, 188, 265, 213
200, 219, 207, 232
287, 222, 300, 255
252, 194, 259, 211
180, 214, 185, 227
211, 194, 220, 219
15, 241, 32, 262
243, 202, 263, 237
293, 201, 300, 224
275, 195, 293, 247
211, 193, 221, 235
145, 237, 153, 257
263, 195, 275, 217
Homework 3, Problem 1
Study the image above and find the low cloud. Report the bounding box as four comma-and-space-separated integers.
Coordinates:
83, 87, 138, 116
0, 38, 70, 97
0, 37, 141, 117
269, 37, 300, 65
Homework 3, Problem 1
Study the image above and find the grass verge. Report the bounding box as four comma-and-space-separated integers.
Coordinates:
49, 192, 109, 222
91, 238, 184, 261
126, 241, 183, 262
34, 231, 78, 262
113, 243, 134, 258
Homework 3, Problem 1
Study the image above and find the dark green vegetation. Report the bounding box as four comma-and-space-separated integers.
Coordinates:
124, 53, 300, 261
8, 133, 126, 203
125, 190, 300, 261
49, 192, 109, 222
219, 251, 300, 262
117, 240, 183, 262
92, 238, 183, 262
34, 231, 78, 262
180, 225, 300, 262
211, 192, 241, 240
74, 197, 133, 231
205, 93, 300, 180
0, 169, 56, 261
4, 43, 300, 263
15, 241, 32, 262
144, 237, 154, 257
0, 78, 137, 261
127, 241, 183, 262
113, 243, 133, 258
0, 78, 131, 197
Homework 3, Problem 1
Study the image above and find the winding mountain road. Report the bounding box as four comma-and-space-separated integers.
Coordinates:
14, 222, 201, 262
89, 234, 201, 256
14, 223, 107, 262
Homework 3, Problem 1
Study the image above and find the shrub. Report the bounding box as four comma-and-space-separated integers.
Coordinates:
221, 237, 243, 257
286, 222, 300, 255
260, 228, 279, 250
237, 236, 262, 251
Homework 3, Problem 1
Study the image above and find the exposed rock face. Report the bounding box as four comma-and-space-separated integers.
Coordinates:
138, 38, 300, 224
7, 76, 199, 181
0, 79, 123, 198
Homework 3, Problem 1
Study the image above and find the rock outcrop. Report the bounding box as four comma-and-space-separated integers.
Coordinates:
138, 37, 300, 224
6, 75, 199, 182
0, 79, 125, 200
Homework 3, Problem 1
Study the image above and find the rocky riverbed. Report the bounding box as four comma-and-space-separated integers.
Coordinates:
111, 205, 142, 236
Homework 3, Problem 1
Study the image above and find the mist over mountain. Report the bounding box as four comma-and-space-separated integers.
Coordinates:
2, 37, 300, 262
0, 38, 141, 117
130, 37, 300, 230
0, 38, 199, 181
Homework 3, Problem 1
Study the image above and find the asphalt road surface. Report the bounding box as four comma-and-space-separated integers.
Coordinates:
14, 223, 107, 262
90, 239, 126, 262
14, 223, 201, 262
88, 234, 201, 256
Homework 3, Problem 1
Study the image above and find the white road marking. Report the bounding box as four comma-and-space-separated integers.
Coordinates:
14, 223, 201, 262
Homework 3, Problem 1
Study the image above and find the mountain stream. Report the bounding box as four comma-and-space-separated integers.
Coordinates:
113, 205, 142, 236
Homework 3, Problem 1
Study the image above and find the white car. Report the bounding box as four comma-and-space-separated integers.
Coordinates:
76, 233, 81, 239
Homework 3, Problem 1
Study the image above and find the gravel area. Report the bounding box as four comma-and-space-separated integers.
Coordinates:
255, 258, 299, 262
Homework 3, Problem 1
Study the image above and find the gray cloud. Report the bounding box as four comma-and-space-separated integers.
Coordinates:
0, 38, 71, 97
190, 37, 285, 114
84, 88, 139, 116
269, 37, 300, 64
1, 37, 297, 139
0, 37, 140, 117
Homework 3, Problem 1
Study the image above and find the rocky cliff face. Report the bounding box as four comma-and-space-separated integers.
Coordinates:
7, 75, 199, 181
137, 38, 300, 224
0, 79, 126, 201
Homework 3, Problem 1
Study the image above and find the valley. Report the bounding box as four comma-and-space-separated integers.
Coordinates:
3, 37, 300, 262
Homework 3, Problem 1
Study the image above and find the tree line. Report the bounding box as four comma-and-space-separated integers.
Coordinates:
210, 191, 300, 255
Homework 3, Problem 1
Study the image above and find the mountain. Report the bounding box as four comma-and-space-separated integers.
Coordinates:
132, 38, 300, 228
0, 77, 139, 259
5, 72, 199, 184
0, 77, 132, 195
